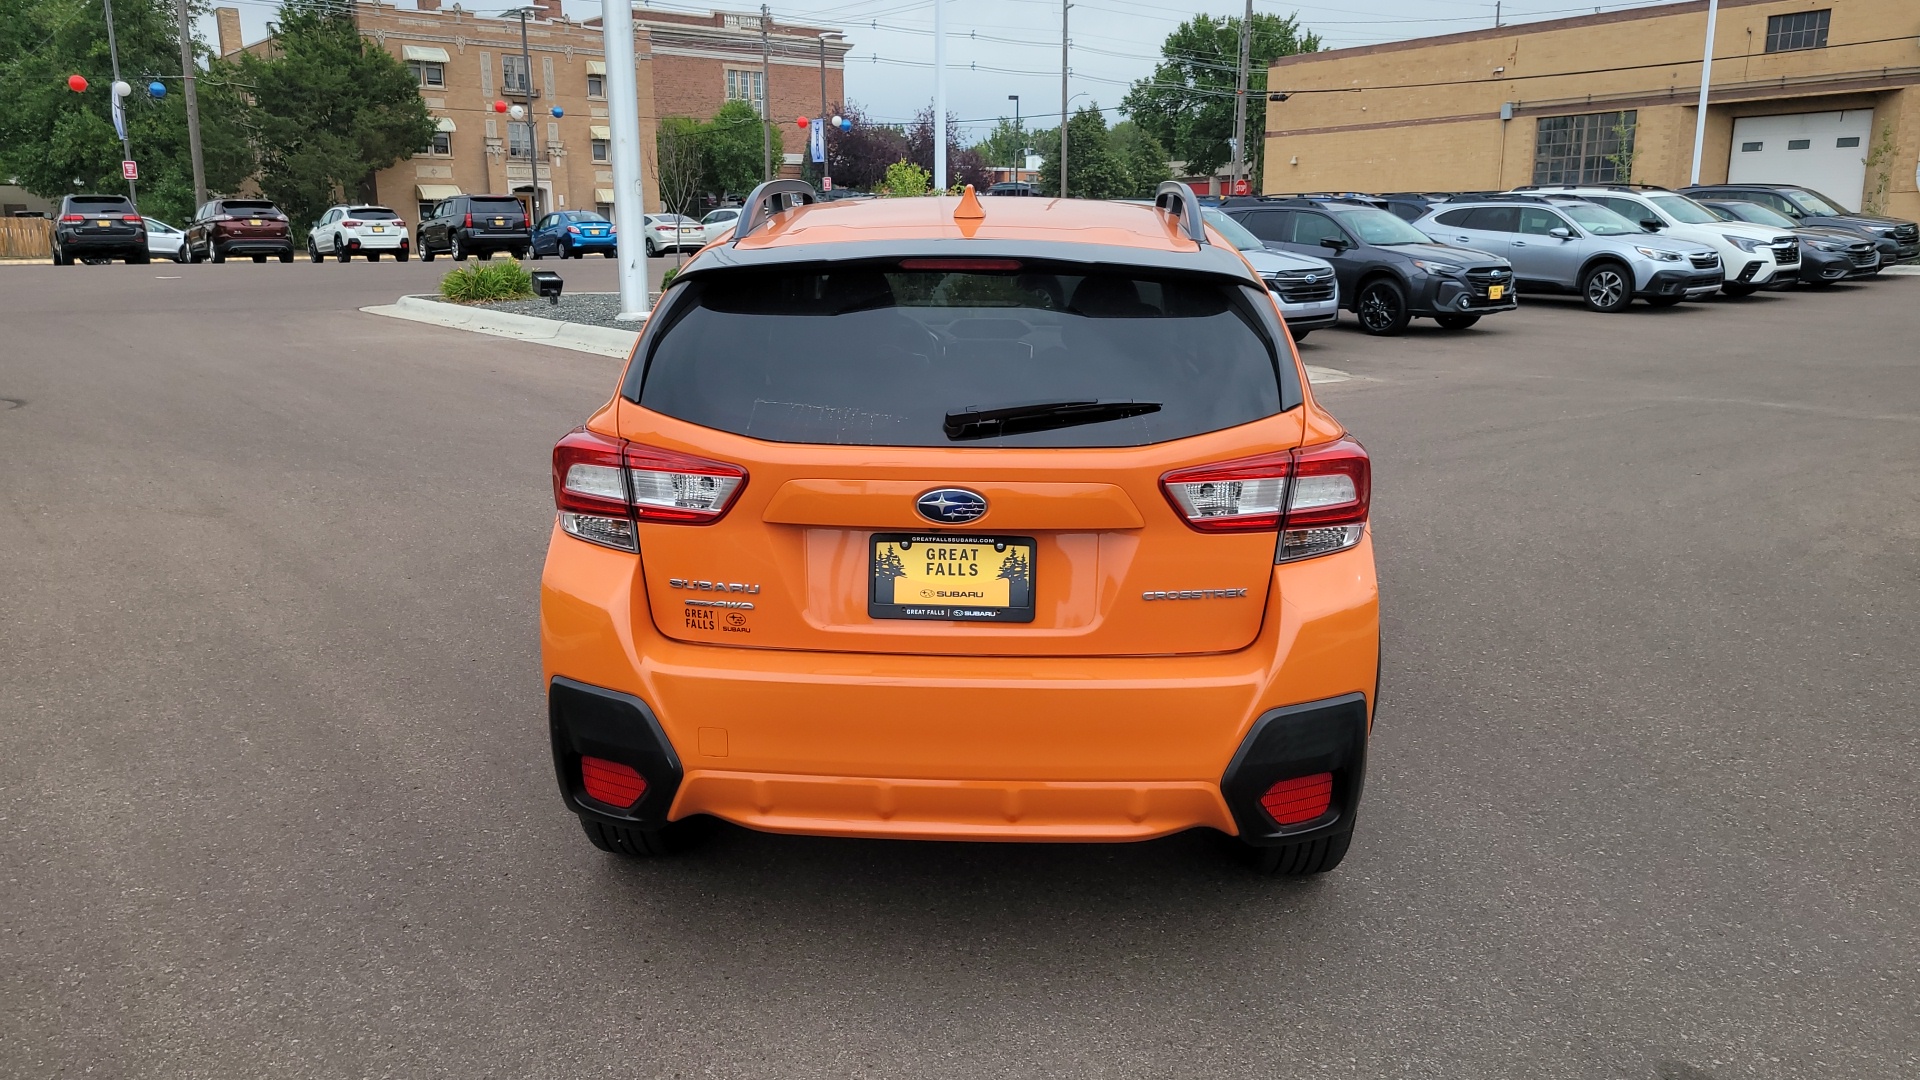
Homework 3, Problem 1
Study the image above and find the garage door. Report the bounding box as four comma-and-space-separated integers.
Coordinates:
1727, 110, 1873, 210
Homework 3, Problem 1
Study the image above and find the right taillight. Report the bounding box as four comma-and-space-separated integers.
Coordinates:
1160, 435, 1369, 561
551, 427, 746, 551
59, 214, 84, 223
1278, 436, 1370, 562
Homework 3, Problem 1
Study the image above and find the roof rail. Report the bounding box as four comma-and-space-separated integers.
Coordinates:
1154, 181, 1208, 246
731, 178, 817, 245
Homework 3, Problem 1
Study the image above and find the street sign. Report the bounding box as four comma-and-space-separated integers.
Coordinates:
1232, 178, 1250, 196
810, 119, 825, 164
823, 176, 833, 192
122, 160, 138, 180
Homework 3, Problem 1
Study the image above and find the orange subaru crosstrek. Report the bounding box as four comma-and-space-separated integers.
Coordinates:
542, 182, 1379, 874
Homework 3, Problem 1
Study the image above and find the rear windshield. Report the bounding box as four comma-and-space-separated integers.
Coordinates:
631, 262, 1290, 448
470, 198, 524, 214
222, 200, 278, 212
350, 207, 400, 218
70, 196, 132, 208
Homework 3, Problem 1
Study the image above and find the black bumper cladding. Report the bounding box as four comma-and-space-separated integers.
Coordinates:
1219, 692, 1369, 845
549, 677, 684, 827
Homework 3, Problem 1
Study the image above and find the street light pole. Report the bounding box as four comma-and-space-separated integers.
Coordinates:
174, 0, 206, 209
101, 0, 136, 209
1230, 0, 1252, 194
1688, 0, 1719, 185
601, 0, 649, 320
933, 0, 946, 191
514, 8, 545, 220
818, 32, 841, 191
1059, 0, 1069, 198
760, 4, 772, 181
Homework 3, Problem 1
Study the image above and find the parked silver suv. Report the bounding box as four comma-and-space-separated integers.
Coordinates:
1413, 195, 1722, 312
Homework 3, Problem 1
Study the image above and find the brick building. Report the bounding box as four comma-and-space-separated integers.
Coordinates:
1262, 0, 1920, 218
212, 3, 847, 225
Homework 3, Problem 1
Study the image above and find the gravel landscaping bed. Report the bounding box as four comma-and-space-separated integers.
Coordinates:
470, 292, 635, 330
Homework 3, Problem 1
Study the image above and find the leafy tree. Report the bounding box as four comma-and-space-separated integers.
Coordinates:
881, 160, 930, 197
1036, 105, 1130, 200
654, 117, 705, 219
826, 102, 908, 191
1120, 12, 1321, 190
905, 106, 991, 192
1110, 120, 1172, 197
699, 99, 767, 199
0, 0, 252, 225
972, 117, 1031, 175
230, 0, 433, 233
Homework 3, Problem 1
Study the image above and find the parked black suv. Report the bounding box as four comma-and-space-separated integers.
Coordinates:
1694, 198, 1881, 286
52, 195, 148, 265
1220, 196, 1517, 334
1679, 184, 1918, 266
418, 195, 530, 261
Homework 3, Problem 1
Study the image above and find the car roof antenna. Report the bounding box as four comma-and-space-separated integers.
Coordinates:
953, 184, 986, 222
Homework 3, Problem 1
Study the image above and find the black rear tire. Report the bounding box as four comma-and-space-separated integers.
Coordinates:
367, 251, 380, 262
1434, 314, 1480, 330
1579, 262, 1631, 312
579, 816, 711, 857
279, 250, 293, 263
335, 238, 350, 263
1290, 329, 1310, 342
1245, 829, 1353, 876
51, 246, 66, 266
252, 254, 266, 264
210, 243, 225, 264
1354, 278, 1411, 336
396, 249, 410, 262
308, 239, 323, 263
451, 235, 466, 261
129, 251, 150, 265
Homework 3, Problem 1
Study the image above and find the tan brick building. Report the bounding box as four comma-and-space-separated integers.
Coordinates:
213, 3, 847, 225
1263, 0, 1920, 218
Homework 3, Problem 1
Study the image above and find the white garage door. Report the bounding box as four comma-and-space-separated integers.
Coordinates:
1727, 110, 1874, 210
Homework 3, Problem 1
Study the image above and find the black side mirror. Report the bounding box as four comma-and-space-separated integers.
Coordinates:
1641, 219, 1663, 231
1319, 236, 1349, 252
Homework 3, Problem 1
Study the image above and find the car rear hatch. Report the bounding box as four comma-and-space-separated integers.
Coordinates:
347, 208, 403, 237
218, 202, 287, 237
65, 199, 139, 237
468, 200, 526, 234
607, 256, 1310, 658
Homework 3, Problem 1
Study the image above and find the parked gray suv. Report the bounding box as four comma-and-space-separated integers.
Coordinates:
1200, 207, 1340, 339
1413, 195, 1723, 312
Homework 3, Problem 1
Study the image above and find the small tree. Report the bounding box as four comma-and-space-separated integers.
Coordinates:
1038, 105, 1130, 200
881, 160, 931, 197
700, 100, 767, 200
828, 102, 910, 191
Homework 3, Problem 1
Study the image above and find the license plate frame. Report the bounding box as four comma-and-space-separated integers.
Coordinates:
869, 533, 1036, 623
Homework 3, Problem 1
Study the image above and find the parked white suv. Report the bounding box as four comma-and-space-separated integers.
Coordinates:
308, 205, 411, 262
1519, 186, 1797, 297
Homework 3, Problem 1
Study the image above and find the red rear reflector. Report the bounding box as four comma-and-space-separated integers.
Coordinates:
898, 258, 1023, 271
1260, 773, 1332, 825
581, 756, 646, 807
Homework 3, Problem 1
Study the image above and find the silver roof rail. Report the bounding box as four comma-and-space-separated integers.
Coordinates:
1153, 181, 1207, 247
732, 179, 817, 245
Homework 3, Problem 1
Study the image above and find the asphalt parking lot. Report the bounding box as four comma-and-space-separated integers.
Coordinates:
2, 262, 1916, 1079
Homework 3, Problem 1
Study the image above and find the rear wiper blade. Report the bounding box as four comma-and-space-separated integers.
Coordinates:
943, 399, 1161, 441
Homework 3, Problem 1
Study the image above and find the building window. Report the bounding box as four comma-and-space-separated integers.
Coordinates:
408, 60, 444, 88
596, 202, 614, 221
1787, 139, 1811, 150
1765, 9, 1829, 52
1836, 136, 1860, 148
421, 131, 452, 156
587, 73, 605, 98
508, 124, 533, 159
503, 54, 532, 95
725, 68, 766, 116
1531, 110, 1637, 186
1741, 141, 1763, 152
591, 138, 610, 163
418, 201, 436, 221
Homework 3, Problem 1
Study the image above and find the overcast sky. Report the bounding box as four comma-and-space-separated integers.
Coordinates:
209, 0, 1691, 141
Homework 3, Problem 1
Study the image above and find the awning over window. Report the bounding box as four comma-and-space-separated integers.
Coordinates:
435, 116, 457, 133
417, 184, 463, 201
595, 188, 614, 203
589, 125, 611, 140
403, 45, 450, 63
586, 60, 606, 75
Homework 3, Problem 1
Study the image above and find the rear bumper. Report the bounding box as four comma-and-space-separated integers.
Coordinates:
344, 232, 408, 250
458, 230, 528, 251
214, 236, 292, 254
542, 526, 1379, 842
57, 232, 143, 252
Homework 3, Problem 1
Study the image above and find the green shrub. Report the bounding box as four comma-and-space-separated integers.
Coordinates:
881, 160, 931, 198
439, 260, 535, 302
661, 264, 680, 287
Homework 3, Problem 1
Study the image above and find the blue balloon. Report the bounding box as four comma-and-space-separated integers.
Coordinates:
148, 80, 166, 98
838, 117, 851, 131
549, 106, 564, 118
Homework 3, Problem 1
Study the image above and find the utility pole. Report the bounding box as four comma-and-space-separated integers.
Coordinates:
602, 0, 650, 320
1230, 1, 1252, 194
102, 0, 136, 210
174, 0, 205, 208
1058, 0, 1069, 198
1008, 94, 1020, 178
1494, 1, 1501, 27
817, 33, 840, 191
514, 8, 546, 220
932, 0, 946, 191
760, 5, 772, 181
1688, 0, 1719, 185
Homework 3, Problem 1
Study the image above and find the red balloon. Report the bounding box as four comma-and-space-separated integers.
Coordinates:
67, 74, 88, 92
796, 116, 809, 128
493, 99, 509, 113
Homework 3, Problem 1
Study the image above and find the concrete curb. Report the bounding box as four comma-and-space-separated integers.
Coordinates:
360, 294, 642, 357
1881, 265, 1920, 277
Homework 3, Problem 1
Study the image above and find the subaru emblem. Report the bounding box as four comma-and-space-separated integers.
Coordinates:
1304, 274, 1318, 283
916, 488, 988, 524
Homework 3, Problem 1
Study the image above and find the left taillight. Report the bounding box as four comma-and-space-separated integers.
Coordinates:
551, 427, 747, 550
1159, 435, 1370, 561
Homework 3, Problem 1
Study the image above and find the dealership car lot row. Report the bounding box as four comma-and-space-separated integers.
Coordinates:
4, 251, 1916, 1077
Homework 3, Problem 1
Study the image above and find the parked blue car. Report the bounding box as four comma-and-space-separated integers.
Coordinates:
530, 211, 617, 259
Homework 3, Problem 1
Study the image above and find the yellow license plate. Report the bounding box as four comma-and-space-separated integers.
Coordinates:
249, 219, 261, 225
1488, 285, 1505, 300
96, 219, 110, 227
370, 226, 384, 233
493, 218, 505, 226
869, 533, 1035, 623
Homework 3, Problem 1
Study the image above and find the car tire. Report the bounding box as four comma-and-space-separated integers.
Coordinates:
602, 251, 615, 258
511, 247, 528, 261
309, 238, 322, 263
1434, 314, 1480, 330
396, 248, 410, 262
172, 247, 186, 264
367, 251, 380, 262
1579, 262, 1631, 313
129, 251, 150, 265
335, 237, 350, 264
451, 235, 466, 261
251, 254, 266, 263
1290, 330, 1310, 342
209, 243, 225, 264
1644, 294, 1685, 308
1720, 282, 1759, 297
420, 239, 434, 263
645, 237, 658, 258
579, 816, 710, 857
531, 244, 543, 261
278, 250, 293, 263
1354, 278, 1411, 336
51, 246, 66, 266
1245, 829, 1353, 876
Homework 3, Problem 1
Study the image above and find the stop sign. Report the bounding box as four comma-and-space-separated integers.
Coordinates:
1232, 179, 1250, 196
